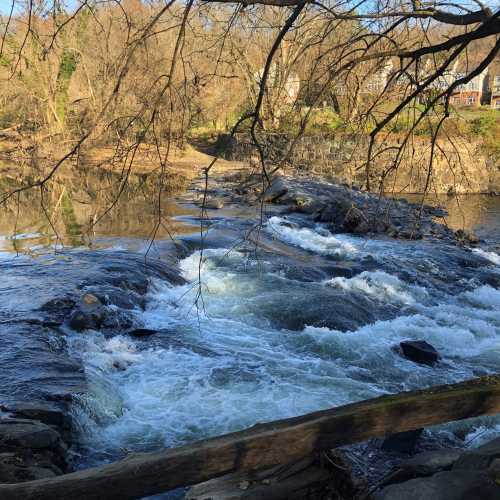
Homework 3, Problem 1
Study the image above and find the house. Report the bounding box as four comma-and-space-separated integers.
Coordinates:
487, 61, 500, 109
448, 60, 488, 107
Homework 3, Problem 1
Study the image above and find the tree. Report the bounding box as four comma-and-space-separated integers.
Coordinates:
0, 0, 498, 204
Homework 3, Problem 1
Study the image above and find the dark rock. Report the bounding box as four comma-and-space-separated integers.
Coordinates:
263, 176, 288, 202
4, 404, 70, 431
455, 229, 480, 246
38, 297, 77, 325
128, 328, 158, 337
0, 453, 57, 483
398, 340, 441, 366
488, 458, 500, 485
317, 196, 352, 224
453, 437, 500, 471
381, 429, 423, 453
375, 471, 500, 500
68, 293, 106, 331
0, 419, 60, 450
399, 449, 462, 476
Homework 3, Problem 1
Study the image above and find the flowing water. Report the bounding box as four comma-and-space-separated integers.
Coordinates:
1, 171, 500, 494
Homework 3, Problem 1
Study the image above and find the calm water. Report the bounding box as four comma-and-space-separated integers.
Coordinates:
1, 168, 500, 494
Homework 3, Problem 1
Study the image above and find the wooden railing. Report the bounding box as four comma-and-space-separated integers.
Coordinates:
2, 375, 500, 500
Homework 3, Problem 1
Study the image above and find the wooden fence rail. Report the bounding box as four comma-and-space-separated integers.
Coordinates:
2, 375, 500, 500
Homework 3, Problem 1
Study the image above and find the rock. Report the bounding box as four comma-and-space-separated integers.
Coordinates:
488, 458, 500, 485
263, 176, 288, 202
399, 449, 462, 476
127, 328, 158, 337
0, 419, 60, 450
4, 404, 70, 431
68, 293, 106, 331
453, 437, 500, 471
375, 470, 500, 500
316, 196, 352, 223
398, 340, 441, 366
386, 226, 399, 238
38, 297, 76, 325
292, 195, 325, 215
381, 429, 423, 453
204, 199, 224, 209
455, 229, 480, 245
0, 453, 57, 483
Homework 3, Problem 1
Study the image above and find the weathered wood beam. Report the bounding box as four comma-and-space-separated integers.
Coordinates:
2, 375, 500, 500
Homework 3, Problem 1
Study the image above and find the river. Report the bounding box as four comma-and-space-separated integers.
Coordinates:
0, 172, 499, 496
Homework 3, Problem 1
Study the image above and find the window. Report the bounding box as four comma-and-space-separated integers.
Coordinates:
466, 96, 475, 105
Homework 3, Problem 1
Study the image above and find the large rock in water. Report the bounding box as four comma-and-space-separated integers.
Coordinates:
263, 176, 288, 202
398, 340, 441, 366
68, 293, 106, 331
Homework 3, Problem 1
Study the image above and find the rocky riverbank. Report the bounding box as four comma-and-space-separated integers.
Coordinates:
0, 250, 186, 485
199, 168, 485, 247
0, 404, 72, 483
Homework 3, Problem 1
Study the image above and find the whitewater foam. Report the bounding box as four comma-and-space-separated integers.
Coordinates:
325, 270, 428, 305
473, 248, 500, 266
266, 216, 359, 258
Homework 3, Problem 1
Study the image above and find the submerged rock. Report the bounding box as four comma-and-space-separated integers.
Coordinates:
398, 340, 441, 366
128, 328, 158, 337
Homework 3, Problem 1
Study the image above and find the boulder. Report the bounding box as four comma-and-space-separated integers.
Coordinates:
381, 429, 423, 454
453, 437, 500, 471
0, 419, 60, 450
68, 293, 106, 331
0, 453, 57, 483
399, 449, 462, 476
398, 340, 441, 366
5, 404, 70, 431
127, 328, 158, 338
316, 197, 352, 224
204, 199, 224, 209
375, 470, 500, 500
38, 297, 76, 325
263, 176, 288, 203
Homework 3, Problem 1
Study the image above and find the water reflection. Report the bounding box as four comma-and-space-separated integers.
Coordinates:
392, 194, 500, 245
0, 163, 197, 253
